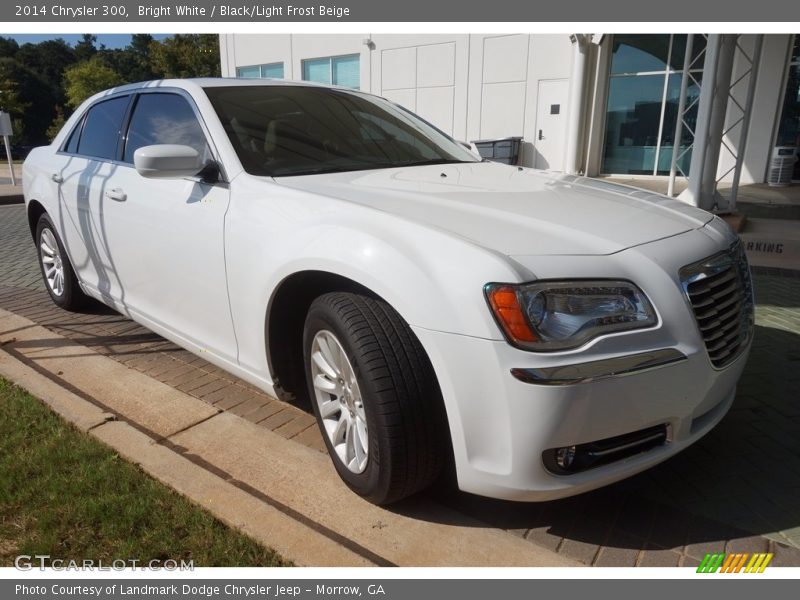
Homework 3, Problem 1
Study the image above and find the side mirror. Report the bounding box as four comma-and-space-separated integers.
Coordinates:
133, 144, 204, 179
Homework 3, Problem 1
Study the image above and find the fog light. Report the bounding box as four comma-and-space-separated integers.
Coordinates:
556, 445, 577, 470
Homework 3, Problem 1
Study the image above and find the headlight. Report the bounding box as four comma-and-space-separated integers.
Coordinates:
485, 280, 657, 351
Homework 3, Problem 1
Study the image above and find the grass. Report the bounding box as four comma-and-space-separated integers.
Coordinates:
0, 377, 289, 567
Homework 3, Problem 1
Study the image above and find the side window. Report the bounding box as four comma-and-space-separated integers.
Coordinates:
62, 117, 84, 154
76, 96, 130, 160
124, 93, 210, 164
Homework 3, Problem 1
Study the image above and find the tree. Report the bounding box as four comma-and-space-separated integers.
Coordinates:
0, 37, 73, 144
0, 60, 30, 115
73, 34, 97, 63
0, 58, 33, 143
64, 57, 123, 108
0, 37, 19, 58
149, 34, 220, 78
98, 34, 158, 84
15, 39, 75, 93
46, 105, 66, 141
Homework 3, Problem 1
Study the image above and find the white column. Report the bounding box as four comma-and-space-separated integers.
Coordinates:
679, 34, 737, 211
564, 34, 591, 175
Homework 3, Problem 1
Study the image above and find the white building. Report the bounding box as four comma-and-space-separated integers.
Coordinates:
219, 33, 800, 189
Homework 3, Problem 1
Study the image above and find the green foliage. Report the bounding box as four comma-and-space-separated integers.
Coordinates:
0, 57, 54, 145
0, 60, 30, 115
0, 377, 288, 566
15, 39, 75, 93
64, 57, 123, 108
99, 34, 158, 83
73, 34, 97, 63
0, 34, 222, 144
46, 105, 66, 142
150, 34, 221, 78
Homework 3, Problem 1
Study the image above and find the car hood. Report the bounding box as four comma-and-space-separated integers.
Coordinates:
274, 162, 714, 256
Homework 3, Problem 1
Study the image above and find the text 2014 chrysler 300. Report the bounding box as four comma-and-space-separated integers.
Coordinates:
23, 79, 753, 504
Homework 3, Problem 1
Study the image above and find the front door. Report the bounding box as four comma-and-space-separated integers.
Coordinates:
100, 91, 238, 364
534, 79, 569, 171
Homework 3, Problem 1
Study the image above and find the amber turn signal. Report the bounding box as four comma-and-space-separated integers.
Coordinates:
486, 285, 538, 343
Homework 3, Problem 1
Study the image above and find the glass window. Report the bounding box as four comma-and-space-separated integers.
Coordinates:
262, 63, 284, 78
123, 93, 209, 164
603, 75, 666, 175
332, 55, 359, 88
658, 73, 702, 175
302, 55, 360, 89
237, 65, 261, 78
62, 117, 83, 154
237, 63, 284, 79
610, 35, 672, 74
76, 96, 130, 160
203, 85, 476, 177
602, 34, 705, 176
302, 58, 332, 84
776, 35, 800, 180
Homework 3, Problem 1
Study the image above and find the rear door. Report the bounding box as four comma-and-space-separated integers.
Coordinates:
97, 91, 238, 363
52, 95, 133, 303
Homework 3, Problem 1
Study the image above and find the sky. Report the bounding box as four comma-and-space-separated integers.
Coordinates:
2, 34, 171, 49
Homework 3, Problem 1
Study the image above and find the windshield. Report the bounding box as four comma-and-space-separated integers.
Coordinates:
203, 85, 479, 177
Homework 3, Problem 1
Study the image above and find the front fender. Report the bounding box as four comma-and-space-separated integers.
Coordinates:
224, 177, 528, 379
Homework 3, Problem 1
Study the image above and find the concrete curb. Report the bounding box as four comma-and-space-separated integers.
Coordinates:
0, 308, 578, 568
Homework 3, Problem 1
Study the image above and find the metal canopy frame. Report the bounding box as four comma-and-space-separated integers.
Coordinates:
669, 34, 763, 214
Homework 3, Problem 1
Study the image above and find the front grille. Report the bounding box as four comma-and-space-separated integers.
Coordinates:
680, 241, 754, 368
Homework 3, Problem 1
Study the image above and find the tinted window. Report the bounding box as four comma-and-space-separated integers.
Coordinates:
124, 93, 210, 164
77, 96, 129, 160
62, 117, 83, 154
204, 85, 476, 177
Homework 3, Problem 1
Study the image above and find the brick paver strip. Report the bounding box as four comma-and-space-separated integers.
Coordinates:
3, 204, 800, 566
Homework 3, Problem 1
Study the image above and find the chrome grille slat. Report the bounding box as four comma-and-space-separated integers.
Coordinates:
697, 303, 741, 331
687, 270, 738, 298
693, 293, 739, 319
705, 327, 743, 353
680, 241, 754, 369
690, 278, 739, 301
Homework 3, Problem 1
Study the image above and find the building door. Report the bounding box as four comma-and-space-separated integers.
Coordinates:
534, 79, 569, 170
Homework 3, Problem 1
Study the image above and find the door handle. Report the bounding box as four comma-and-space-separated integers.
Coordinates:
538, 129, 544, 141
105, 188, 127, 202
51, 174, 63, 184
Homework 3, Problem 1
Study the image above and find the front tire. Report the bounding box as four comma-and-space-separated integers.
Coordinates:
36, 213, 87, 310
303, 292, 446, 505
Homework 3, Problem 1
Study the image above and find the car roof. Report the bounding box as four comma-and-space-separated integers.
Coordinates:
77, 77, 371, 117
110, 77, 359, 94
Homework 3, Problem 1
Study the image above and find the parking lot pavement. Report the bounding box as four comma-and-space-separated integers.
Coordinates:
2, 203, 799, 567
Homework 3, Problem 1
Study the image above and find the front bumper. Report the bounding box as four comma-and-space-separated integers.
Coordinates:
415, 326, 746, 501
413, 223, 751, 501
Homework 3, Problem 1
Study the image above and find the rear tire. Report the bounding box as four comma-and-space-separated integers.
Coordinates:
35, 213, 87, 311
303, 292, 447, 505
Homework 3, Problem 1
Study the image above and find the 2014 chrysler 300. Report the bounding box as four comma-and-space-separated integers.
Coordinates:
23, 79, 753, 504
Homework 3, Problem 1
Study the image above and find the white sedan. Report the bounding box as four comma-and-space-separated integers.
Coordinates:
23, 79, 753, 504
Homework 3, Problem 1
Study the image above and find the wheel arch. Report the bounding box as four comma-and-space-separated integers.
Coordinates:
265, 269, 379, 405
27, 199, 47, 240
265, 268, 456, 493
